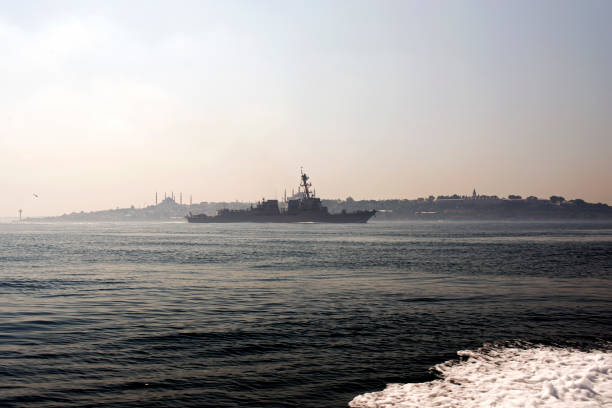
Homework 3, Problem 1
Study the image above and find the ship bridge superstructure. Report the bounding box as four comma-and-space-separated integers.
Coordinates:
286, 170, 328, 215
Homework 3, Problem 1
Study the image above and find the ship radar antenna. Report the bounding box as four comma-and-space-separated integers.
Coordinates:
300, 168, 312, 199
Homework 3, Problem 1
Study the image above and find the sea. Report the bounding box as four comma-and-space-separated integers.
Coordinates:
0, 220, 610, 407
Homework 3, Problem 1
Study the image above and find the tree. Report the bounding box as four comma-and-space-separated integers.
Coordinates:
550, 195, 565, 204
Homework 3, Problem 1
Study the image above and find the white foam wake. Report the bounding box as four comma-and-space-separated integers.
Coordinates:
349, 344, 612, 408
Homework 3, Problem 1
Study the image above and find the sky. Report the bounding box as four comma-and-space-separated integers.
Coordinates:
1, 0, 611, 216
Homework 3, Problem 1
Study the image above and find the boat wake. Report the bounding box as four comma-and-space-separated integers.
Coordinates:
349, 343, 612, 408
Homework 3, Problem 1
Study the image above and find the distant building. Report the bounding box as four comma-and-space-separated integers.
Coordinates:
160, 197, 177, 205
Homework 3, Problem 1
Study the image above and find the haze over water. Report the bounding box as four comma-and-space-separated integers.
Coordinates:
1, 221, 611, 407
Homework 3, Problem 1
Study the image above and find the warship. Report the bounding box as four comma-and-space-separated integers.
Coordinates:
186, 170, 376, 223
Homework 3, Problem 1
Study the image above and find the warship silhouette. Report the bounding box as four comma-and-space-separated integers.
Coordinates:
186, 170, 376, 223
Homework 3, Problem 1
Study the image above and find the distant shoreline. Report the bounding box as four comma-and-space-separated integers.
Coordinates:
24, 196, 612, 222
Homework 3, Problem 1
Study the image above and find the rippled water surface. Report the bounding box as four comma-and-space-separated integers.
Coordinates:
1, 221, 611, 407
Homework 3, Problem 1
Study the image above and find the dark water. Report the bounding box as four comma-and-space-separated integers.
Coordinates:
0, 221, 611, 407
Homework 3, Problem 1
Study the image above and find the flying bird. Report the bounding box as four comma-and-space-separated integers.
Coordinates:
33, 193, 38, 198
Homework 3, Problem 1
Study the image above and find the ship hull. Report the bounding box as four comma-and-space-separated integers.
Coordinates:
186, 211, 375, 223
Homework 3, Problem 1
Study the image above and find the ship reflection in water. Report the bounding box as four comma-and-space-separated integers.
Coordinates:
186, 170, 376, 223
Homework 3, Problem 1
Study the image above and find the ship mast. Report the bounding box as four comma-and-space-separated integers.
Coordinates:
300, 168, 312, 199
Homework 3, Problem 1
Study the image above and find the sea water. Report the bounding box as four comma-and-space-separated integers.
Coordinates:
0, 221, 610, 407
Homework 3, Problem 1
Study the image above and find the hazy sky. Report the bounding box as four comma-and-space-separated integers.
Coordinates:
1, 0, 611, 216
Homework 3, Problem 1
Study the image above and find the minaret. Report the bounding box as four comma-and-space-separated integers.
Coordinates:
18, 209, 22, 221
180, 192, 183, 205
190, 195, 192, 206
155, 192, 158, 205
